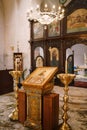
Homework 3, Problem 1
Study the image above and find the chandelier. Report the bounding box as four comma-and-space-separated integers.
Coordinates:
27, 3, 65, 25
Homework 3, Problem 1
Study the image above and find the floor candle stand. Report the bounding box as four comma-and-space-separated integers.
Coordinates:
9, 70, 22, 121
57, 73, 75, 130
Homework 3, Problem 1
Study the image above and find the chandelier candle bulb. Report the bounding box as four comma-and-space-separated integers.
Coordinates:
36, 5, 39, 9
45, 4, 47, 8
59, 6, 61, 10
53, 5, 55, 9
62, 8, 65, 12
52, 5, 56, 12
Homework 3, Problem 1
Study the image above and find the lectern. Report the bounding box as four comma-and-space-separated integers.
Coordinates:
22, 67, 58, 130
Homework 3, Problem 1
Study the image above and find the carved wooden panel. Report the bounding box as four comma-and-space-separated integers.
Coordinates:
29, 0, 87, 78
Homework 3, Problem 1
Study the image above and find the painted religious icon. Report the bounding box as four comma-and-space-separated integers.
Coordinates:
48, 19, 60, 37
13, 53, 23, 71
49, 47, 59, 67
36, 56, 43, 68
67, 55, 74, 74
67, 9, 87, 33
33, 22, 44, 39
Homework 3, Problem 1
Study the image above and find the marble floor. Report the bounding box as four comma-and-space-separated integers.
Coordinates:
0, 86, 87, 130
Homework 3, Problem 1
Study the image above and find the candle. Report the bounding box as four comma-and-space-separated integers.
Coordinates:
15, 59, 18, 71
65, 60, 67, 74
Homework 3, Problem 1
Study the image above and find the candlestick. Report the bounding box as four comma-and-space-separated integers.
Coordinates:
9, 71, 23, 120
65, 60, 68, 73
57, 73, 75, 130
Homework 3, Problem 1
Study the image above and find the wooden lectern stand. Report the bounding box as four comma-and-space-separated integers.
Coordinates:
22, 67, 58, 130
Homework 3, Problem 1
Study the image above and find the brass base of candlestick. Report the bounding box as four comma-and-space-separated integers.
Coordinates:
59, 123, 72, 130
24, 119, 42, 130
9, 108, 18, 121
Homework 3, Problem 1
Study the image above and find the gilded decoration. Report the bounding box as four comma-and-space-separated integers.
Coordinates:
24, 89, 42, 129
28, 95, 41, 120
9, 71, 23, 121
22, 67, 58, 88
57, 73, 75, 130
22, 67, 58, 129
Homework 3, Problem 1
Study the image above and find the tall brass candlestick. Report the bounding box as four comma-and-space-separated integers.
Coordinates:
9, 70, 22, 120
57, 73, 75, 130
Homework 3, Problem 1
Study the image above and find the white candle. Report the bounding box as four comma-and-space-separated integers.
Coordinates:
15, 59, 18, 71
65, 60, 67, 74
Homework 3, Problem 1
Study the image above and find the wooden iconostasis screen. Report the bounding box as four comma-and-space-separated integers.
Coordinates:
29, 0, 87, 73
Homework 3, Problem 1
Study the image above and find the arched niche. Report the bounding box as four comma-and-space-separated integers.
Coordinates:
66, 43, 87, 75
71, 44, 87, 67
34, 47, 44, 59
